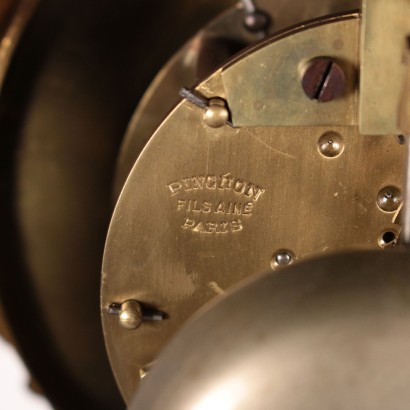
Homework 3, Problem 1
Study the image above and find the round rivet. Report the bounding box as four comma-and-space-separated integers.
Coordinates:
377, 186, 402, 212
119, 300, 143, 330
203, 98, 229, 128
271, 249, 295, 269
318, 132, 344, 158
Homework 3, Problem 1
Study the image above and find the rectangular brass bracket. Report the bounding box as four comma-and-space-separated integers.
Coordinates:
359, 0, 410, 135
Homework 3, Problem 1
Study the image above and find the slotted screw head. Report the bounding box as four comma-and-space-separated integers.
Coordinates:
301, 57, 345, 102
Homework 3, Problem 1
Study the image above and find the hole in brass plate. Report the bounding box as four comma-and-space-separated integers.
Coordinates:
378, 230, 398, 248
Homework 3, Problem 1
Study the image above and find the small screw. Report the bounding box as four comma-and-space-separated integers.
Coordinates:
377, 186, 402, 212
318, 132, 344, 158
301, 57, 346, 102
271, 249, 295, 269
108, 300, 165, 330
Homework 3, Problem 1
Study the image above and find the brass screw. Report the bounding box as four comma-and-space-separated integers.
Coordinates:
301, 57, 346, 102
318, 132, 344, 158
377, 186, 402, 212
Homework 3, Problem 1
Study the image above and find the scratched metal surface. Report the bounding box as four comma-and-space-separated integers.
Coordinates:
102, 16, 404, 402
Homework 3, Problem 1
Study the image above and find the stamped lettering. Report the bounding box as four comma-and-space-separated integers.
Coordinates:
167, 173, 265, 234
167, 173, 265, 202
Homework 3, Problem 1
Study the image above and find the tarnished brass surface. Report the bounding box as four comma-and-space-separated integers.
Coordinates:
102, 14, 405, 402
359, 0, 410, 135
222, 14, 359, 127
130, 250, 410, 410
114, 0, 360, 197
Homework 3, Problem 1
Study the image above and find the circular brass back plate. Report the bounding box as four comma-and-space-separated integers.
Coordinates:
102, 13, 404, 402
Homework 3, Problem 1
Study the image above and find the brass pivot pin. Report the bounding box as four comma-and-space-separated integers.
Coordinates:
108, 300, 165, 330
179, 87, 230, 128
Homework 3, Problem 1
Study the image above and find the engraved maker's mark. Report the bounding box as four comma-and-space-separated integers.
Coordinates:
167, 173, 265, 202
176, 200, 254, 216
167, 173, 266, 234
